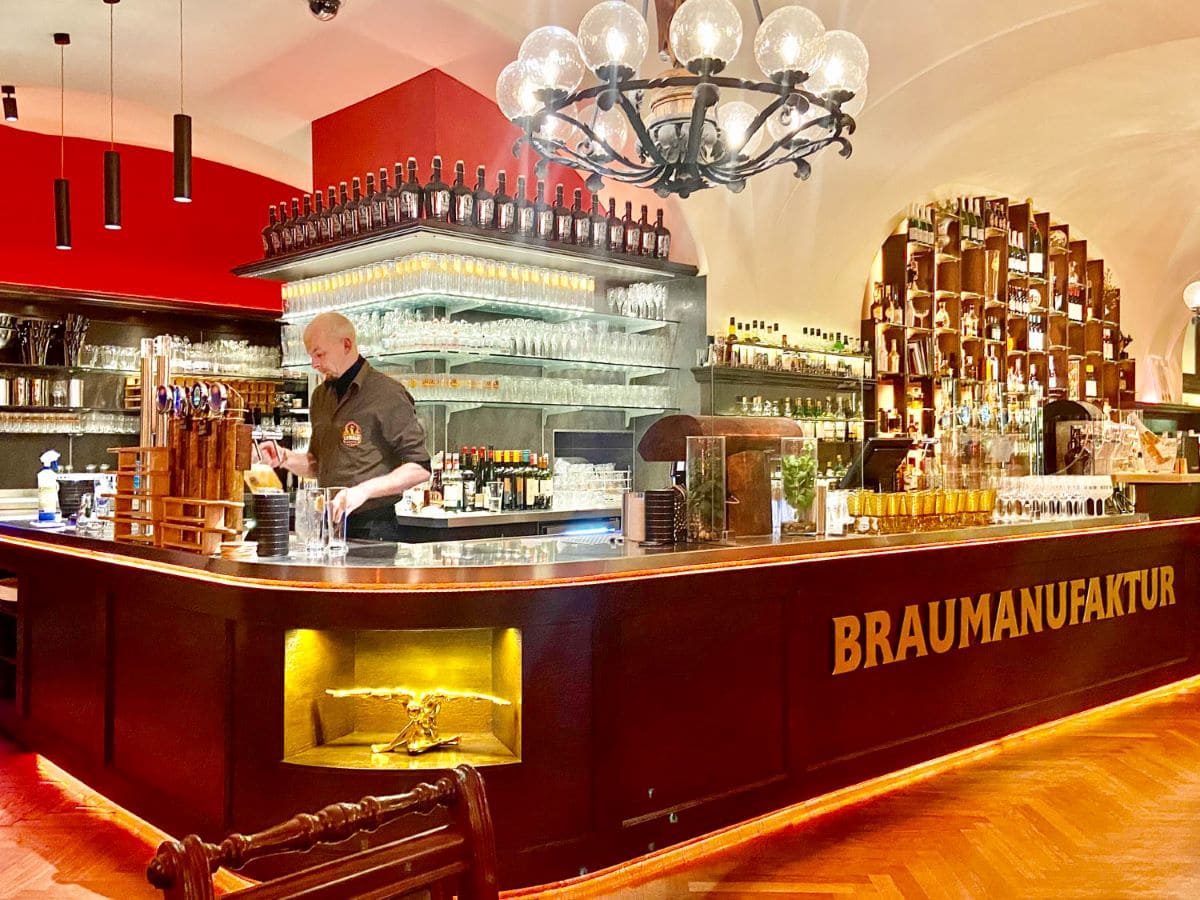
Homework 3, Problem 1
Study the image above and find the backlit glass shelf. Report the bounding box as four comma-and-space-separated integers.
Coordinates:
367, 349, 675, 376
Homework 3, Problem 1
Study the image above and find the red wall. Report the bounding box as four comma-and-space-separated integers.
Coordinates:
0, 125, 295, 312
312, 69, 586, 201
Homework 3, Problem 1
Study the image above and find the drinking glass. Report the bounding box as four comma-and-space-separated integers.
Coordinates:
295, 484, 326, 557
325, 487, 349, 556
485, 482, 504, 512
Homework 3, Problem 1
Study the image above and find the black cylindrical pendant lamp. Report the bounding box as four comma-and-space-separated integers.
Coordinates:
173, 113, 192, 202
103, 150, 121, 229
1, 86, 16, 122
54, 179, 72, 250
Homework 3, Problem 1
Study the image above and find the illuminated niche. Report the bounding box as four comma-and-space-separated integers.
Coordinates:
283, 627, 522, 770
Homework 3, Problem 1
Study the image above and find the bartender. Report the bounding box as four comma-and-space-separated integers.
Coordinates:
265, 312, 431, 541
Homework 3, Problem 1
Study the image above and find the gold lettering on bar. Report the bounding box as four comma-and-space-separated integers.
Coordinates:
832, 565, 1178, 676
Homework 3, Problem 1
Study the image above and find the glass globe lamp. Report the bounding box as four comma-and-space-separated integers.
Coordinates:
588, 105, 630, 156
669, 0, 743, 71
578, 1, 649, 77
843, 83, 868, 119
808, 29, 869, 95
519, 25, 587, 95
1185, 281, 1200, 314
717, 100, 763, 157
496, 60, 541, 121
753, 5, 825, 81
536, 103, 579, 143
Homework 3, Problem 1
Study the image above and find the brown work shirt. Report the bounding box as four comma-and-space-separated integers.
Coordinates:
309, 360, 430, 512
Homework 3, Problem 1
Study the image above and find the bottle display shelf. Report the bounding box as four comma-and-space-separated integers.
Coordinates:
235, 221, 699, 285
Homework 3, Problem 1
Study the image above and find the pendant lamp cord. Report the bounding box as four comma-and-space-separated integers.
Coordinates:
179, 0, 184, 113
108, 1, 114, 149
59, 45, 65, 177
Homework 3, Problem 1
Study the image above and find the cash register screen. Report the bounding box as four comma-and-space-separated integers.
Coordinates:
839, 437, 913, 493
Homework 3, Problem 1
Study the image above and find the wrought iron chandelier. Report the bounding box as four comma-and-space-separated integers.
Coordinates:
497, 0, 869, 198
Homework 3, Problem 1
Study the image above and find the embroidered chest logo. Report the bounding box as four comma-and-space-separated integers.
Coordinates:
341, 421, 363, 448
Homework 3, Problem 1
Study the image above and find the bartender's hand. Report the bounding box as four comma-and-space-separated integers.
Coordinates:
330, 484, 370, 522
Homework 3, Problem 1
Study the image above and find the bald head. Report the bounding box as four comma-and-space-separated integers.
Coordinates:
304, 313, 359, 379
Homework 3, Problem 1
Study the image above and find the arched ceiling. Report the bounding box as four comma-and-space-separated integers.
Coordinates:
3, 0, 1199, 393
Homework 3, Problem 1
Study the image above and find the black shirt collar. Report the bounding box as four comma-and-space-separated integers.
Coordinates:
331, 355, 366, 400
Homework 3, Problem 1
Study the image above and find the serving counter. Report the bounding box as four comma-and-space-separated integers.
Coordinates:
0, 514, 1196, 888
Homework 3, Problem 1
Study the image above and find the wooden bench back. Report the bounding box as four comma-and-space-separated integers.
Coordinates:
147, 765, 498, 900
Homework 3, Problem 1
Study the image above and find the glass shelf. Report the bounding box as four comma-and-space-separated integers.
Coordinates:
280, 291, 677, 335
367, 349, 674, 377
414, 398, 674, 424
234, 221, 698, 284
724, 340, 870, 363
692, 366, 874, 388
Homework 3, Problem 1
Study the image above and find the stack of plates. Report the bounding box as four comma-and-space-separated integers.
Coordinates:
643, 489, 677, 545
251, 492, 290, 558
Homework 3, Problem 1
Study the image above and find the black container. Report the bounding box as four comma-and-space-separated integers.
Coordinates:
643, 489, 677, 545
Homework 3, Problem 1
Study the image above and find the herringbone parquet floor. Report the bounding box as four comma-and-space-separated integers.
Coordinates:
2, 677, 1199, 898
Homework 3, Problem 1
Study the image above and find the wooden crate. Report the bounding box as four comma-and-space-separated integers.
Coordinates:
158, 497, 243, 556
108, 447, 170, 547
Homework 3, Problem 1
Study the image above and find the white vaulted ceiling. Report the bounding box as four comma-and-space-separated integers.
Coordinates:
3, 0, 1200, 393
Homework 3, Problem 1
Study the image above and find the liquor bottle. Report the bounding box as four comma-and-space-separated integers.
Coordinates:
500, 451, 515, 510
1067, 260, 1083, 322
934, 300, 950, 330
443, 453, 463, 512
571, 189, 591, 245
511, 451, 526, 509
386, 162, 404, 225
552, 185, 572, 242
1084, 364, 1098, 397
289, 198, 304, 250
372, 168, 391, 229
324, 186, 343, 240
358, 174, 376, 233
606, 198, 624, 253
1048, 356, 1059, 391
449, 160, 474, 225
654, 208, 671, 259
429, 453, 444, 508
539, 454, 554, 509
533, 181, 554, 241
1028, 222, 1044, 277
348, 177, 367, 235
262, 206, 281, 257
313, 190, 331, 244
589, 193, 608, 249
399, 158, 423, 222
337, 182, 356, 237
514, 176, 534, 238
622, 201, 640, 254
461, 448, 476, 509
424, 156, 451, 221
473, 165, 495, 229
638, 205, 655, 256
523, 450, 539, 510
301, 194, 319, 247
887, 340, 900, 373
1029, 363, 1042, 397
494, 172, 515, 232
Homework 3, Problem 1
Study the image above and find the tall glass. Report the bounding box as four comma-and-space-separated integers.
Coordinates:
295, 483, 325, 558
325, 487, 349, 557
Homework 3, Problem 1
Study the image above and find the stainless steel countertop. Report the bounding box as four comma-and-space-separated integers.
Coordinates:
0, 514, 1157, 589
396, 507, 620, 528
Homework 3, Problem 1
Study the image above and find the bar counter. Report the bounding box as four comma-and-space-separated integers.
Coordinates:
0, 514, 1196, 888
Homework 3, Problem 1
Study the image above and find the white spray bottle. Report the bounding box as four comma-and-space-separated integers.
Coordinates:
37, 450, 61, 522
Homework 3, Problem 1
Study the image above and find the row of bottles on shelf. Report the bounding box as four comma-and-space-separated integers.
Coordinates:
425, 447, 553, 513
261, 156, 672, 260
1006, 228, 1045, 278
735, 394, 867, 441
907, 197, 1014, 248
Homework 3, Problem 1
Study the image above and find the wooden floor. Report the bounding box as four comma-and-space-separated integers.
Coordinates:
2, 677, 1199, 898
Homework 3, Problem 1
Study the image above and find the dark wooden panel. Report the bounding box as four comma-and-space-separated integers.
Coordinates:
24, 571, 107, 759
611, 585, 785, 822
789, 528, 1195, 793
110, 597, 231, 830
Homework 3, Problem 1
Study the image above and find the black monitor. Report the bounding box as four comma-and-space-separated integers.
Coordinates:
839, 437, 913, 492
